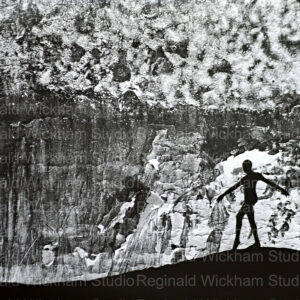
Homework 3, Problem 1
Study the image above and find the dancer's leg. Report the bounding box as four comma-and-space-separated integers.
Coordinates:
233, 208, 244, 250
247, 207, 260, 247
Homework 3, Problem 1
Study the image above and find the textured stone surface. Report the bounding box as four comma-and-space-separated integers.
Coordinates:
0, 0, 299, 109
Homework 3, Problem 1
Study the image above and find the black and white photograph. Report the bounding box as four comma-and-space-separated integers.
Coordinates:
0, 0, 299, 299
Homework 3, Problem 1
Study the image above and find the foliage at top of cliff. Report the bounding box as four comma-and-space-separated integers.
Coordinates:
0, 0, 299, 110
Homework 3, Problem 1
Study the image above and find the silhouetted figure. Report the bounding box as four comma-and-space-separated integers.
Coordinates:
217, 160, 289, 250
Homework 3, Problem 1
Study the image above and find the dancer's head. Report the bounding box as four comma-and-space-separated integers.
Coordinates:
242, 160, 252, 174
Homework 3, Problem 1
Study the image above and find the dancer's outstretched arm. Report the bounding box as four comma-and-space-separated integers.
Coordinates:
259, 174, 289, 196
217, 180, 242, 202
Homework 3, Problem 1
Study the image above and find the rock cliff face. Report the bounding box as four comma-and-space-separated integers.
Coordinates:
0, 100, 299, 283
0, 0, 299, 284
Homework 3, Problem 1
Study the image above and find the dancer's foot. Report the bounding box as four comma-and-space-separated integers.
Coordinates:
253, 241, 261, 248
232, 239, 240, 250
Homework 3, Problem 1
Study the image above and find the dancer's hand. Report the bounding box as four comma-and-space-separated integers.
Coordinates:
217, 195, 223, 202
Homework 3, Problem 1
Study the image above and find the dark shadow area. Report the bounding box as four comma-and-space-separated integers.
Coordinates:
2, 247, 300, 299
